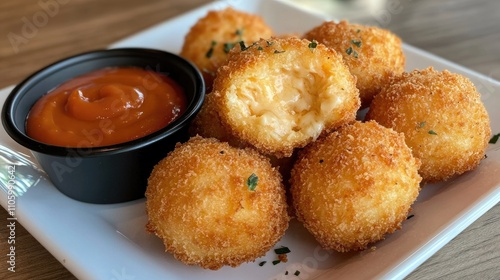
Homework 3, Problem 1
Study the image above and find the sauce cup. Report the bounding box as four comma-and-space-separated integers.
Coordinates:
2, 48, 205, 204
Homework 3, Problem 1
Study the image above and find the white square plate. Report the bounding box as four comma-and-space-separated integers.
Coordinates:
1, 0, 500, 279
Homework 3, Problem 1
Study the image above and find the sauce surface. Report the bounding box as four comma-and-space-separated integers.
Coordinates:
26, 67, 187, 147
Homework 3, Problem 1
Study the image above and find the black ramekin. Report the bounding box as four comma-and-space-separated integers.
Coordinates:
2, 48, 205, 204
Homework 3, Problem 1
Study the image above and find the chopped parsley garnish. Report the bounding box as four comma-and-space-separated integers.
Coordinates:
294, 270, 301, 276
308, 40, 318, 50
258, 261, 266, 267
205, 40, 217, 58
274, 246, 291, 255
346, 46, 353, 55
346, 47, 358, 58
257, 46, 263, 51
223, 42, 236, 53
418, 121, 426, 128
351, 39, 362, 47
274, 50, 285, 54
428, 130, 438, 135
238, 41, 257, 51
489, 133, 500, 144
239, 41, 247, 51
346, 39, 361, 58
247, 173, 258, 191
235, 28, 243, 36
272, 260, 281, 265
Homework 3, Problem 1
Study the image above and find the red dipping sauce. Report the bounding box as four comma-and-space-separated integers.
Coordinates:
26, 67, 187, 147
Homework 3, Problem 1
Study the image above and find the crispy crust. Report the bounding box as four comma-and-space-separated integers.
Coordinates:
189, 92, 248, 148
366, 67, 491, 183
145, 136, 289, 270
212, 36, 360, 158
290, 121, 421, 252
304, 20, 405, 108
180, 7, 273, 90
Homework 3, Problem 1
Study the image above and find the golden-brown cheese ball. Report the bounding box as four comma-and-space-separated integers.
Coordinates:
303, 20, 405, 108
212, 37, 360, 158
366, 67, 491, 183
290, 121, 421, 252
145, 136, 289, 270
180, 7, 274, 89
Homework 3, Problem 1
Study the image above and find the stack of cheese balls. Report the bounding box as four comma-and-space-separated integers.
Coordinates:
145, 7, 491, 270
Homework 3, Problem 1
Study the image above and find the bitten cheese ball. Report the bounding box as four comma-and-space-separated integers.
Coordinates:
145, 136, 289, 270
304, 20, 405, 108
366, 67, 491, 183
290, 121, 421, 252
212, 36, 360, 158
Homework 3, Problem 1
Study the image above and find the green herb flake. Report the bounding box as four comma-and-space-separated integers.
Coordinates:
258, 261, 266, 267
353, 50, 359, 58
247, 173, 258, 191
266, 40, 274, 46
223, 42, 235, 53
257, 46, 263, 51
272, 260, 281, 265
357, 29, 361, 33
294, 270, 301, 276
308, 40, 318, 50
205, 40, 217, 58
418, 121, 426, 128
274, 50, 285, 54
346, 46, 353, 55
239, 41, 247, 51
235, 28, 243, 37
274, 246, 291, 255
489, 133, 500, 144
428, 130, 438, 135
351, 39, 362, 47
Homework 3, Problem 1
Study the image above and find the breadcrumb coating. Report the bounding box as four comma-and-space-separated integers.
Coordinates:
304, 20, 405, 108
290, 121, 421, 252
212, 36, 360, 158
145, 136, 289, 270
180, 8, 273, 90
366, 67, 491, 183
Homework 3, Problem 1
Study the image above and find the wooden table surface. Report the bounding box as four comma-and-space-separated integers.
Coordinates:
0, 0, 499, 279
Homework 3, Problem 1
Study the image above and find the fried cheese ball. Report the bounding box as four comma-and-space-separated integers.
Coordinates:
304, 20, 405, 108
213, 37, 360, 158
366, 67, 491, 183
180, 7, 274, 89
145, 136, 289, 270
290, 121, 421, 252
